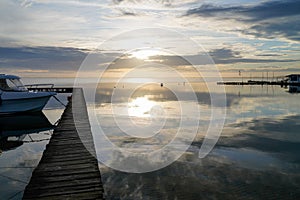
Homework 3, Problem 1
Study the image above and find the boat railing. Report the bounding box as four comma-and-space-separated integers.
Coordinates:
25, 84, 54, 89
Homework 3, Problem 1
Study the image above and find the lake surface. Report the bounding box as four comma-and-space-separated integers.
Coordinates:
88, 80, 300, 199
1, 77, 300, 199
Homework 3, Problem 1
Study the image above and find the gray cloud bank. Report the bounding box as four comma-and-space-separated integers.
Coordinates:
0, 46, 298, 74
185, 0, 300, 42
0, 46, 87, 72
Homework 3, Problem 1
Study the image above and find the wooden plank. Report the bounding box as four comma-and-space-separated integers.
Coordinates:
23, 88, 103, 200
26, 191, 103, 200
24, 187, 103, 199
30, 169, 101, 178
27, 172, 101, 183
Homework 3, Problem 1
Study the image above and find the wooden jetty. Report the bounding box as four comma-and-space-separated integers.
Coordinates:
28, 87, 74, 93
23, 88, 104, 200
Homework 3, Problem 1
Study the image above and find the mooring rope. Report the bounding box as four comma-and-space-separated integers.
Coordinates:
0, 173, 28, 184
53, 95, 66, 107
7, 190, 24, 200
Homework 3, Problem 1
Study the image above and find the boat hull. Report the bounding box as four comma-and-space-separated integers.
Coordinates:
0, 112, 54, 138
0, 95, 53, 114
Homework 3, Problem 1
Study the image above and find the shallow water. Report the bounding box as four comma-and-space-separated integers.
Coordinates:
86, 80, 300, 199
1, 77, 300, 199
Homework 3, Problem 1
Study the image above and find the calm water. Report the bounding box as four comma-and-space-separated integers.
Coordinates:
1, 78, 300, 199
88, 80, 300, 199
0, 89, 67, 199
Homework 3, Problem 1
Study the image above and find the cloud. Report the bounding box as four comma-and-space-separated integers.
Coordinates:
120, 10, 138, 16
187, 1, 300, 20
209, 48, 299, 64
0, 46, 143, 77
149, 48, 298, 66
1, 46, 298, 77
0, 46, 87, 71
209, 48, 240, 59
255, 53, 283, 57
0, 0, 113, 48
112, 0, 173, 6
111, 0, 184, 17
185, 0, 300, 42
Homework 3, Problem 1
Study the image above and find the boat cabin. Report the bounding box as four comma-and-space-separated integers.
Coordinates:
0, 74, 28, 91
286, 74, 300, 83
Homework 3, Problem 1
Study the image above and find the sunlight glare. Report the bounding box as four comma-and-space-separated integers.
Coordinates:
130, 49, 161, 60
128, 97, 155, 117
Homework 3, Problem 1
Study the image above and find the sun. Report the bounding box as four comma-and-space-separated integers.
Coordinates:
130, 49, 161, 60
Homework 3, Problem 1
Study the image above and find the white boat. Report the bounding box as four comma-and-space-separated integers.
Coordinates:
285, 74, 300, 93
286, 74, 300, 83
0, 74, 56, 114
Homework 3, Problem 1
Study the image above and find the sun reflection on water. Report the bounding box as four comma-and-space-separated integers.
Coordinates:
128, 96, 156, 117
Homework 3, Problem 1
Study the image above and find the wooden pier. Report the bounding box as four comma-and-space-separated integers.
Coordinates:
28, 87, 74, 93
23, 88, 104, 199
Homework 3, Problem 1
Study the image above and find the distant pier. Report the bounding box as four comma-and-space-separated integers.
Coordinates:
218, 74, 300, 87
217, 80, 300, 87
23, 88, 104, 199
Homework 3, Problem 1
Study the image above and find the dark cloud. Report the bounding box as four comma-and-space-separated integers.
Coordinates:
185, 0, 300, 42
112, 0, 125, 4
209, 48, 240, 59
0, 46, 297, 74
255, 53, 283, 57
0, 46, 87, 71
150, 48, 298, 65
0, 46, 123, 72
187, 1, 300, 21
209, 48, 298, 64
121, 11, 137, 16
107, 47, 298, 69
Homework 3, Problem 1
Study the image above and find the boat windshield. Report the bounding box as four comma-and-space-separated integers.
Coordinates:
0, 78, 28, 91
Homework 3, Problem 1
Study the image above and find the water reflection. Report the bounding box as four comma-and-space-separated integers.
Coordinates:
92, 82, 202, 172
0, 113, 54, 154
95, 83, 237, 107
91, 83, 300, 199
289, 86, 300, 93
0, 112, 55, 199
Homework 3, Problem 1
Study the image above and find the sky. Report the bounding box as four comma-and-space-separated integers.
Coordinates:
0, 0, 300, 78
